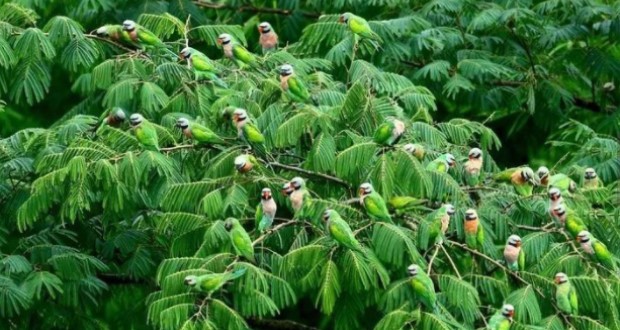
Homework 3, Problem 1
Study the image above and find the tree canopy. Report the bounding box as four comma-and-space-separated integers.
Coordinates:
0, 0, 619, 329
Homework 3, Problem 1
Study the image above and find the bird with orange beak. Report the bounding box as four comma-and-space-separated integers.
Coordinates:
464, 147, 483, 186
217, 33, 256, 68
258, 22, 278, 54
234, 154, 256, 173
488, 304, 514, 329
426, 153, 456, 173
256, 188, 277, 233
338, 12, 382, 42
464, 208, 484, 250
288, 177, 314, 222
232, 109, 266, 159
554, 272, 578, 315
576, 230, 616, 270
503, 235, 525, 271
551, 204, 587, 237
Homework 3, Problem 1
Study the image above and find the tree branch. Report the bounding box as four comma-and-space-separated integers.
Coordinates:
252, 220, 298, 245
439, 244, 462, 279
268, 162, 351, 188
193, 1, 321, 18
427, 245, 440, 275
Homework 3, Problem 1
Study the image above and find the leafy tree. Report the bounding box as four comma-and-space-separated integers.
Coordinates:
0, 1, 619, 330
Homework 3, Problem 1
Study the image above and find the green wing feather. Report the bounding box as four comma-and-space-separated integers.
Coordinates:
232, 227, 255, 262
137, 26, 163, 46
476, 225, 485, 247
364, 193, 392, 223
232, 44, 256, 65
518, 249, 525, 271
373, 122, 392, 145
493, 168, 518, 182
329, 218, 362, 252
287, 76, 310, 102
191, 123, 225, 144
135, 123, 159, 151
593, 240, 615, 270
569, 286, 578, 315
243, 124, 265, 143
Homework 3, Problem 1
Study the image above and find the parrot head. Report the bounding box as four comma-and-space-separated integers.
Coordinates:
224, 218, 238, 231
464, 208, 478, 221
403, 144, 417, 154
129, 113, 144, 127
290, 177, 305, 190
445, 153, 456, 167
217, 33, 232, 45
552, 204, 567, 220
584, 167, 597, 180
179, 47, 192, 59
358, 182, 373, 196
444, 203, 456, 216
176, 117, 190, 130
548, 187, 562, 201
468, 148, 482, 160
507, 234, 522, 248
112, 107, 126, 121
281, 182, 294, 196
406, 264, 420, 277
234, 155, 252, 173
501, 304, 515, 320
258, 22, 272, 34
322, 208, 334, 222
554, 272, 569, 284
184, 275, 198, 287
94, 26, 109, 37
576, 230, 591, 243
232, 109, 248, 123
280, 64, 294, 77
521, 167, 538, 185
537, 166, 549, 180
339, 13, 352, 24
122, 20, 136, 31
261, 188, 272, 200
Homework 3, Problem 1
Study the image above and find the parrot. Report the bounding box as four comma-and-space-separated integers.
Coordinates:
232, 109, 267, 159
234, 154, 258, 174
258, 22, 278, 54
122, 20, 174, 57
176, 117, 225, 145
551, 204, 587, 238
503, 235, 525, 272
493, 167, 539, 196
323, 209, 363, 253
129, 113, 159, 151
537, 166, 550, 186
577, 231, 617, 271
93, 25, 136, 47
255, 188, 276, 233
359, 182, 392, 223
281, 182, 294, 197
279, 64, 310, 103
217, 33, 257, 68
407, 264, 438, 313
426, 153, 456, 173
549, 173, 577, 195
402, 143, 425, 160
179, 47, 227, 88
224, 218, 255, 263
373, 118, 405, 146
184, 268, 246, 295
487, 304, 514, 330
427, 204, 456, 245
548, 187, 564, 222
388, 196, 426, 215
584, 168, 603, 189
289, 177, 313, 221
93, 107, 126, 134
464, 208, 485, 251
554, 272, 578, 316
338, 12, 382, 42
464, 147, 483, 186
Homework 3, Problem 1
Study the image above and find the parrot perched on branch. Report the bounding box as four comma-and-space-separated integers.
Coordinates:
373, 118, 405, 146
339, 12, 382, 42
232, 109, 267, 159
551, 204, 587, 238
402, 143, 425, 160
289, 177, 314, 221
279, 64, 310, 103
548, 187, 564, 222
256, 188, 276, 233
359, 182, 392, 223
577, 231, 616, 271
584, 168, 603, 189
323, 209, 363, 253
176, 117, 225, 146
426, 153, 456, 173
407, 264, 438, 313
122, 20, 174, 57
217, 33, 257, 68
428, 203, 455, 245
129, 113, 159, 151
93, 25, 136, 47
464, 208, 484, 251
487, 304, 514, 330
93, 107, 126, 134
234, 154, 258, 174
493, 167, 538, 196
184, 268, 247, 295
503, 234, 525, 272
179, 47, 227, 88
224, 218, 255, 263
554, 272, 578, 316
537, 166, 576, 194
464, 147, 483, 186
258, 22, 278, 54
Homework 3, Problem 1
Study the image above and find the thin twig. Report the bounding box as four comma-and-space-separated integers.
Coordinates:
427, 245, 440, 275
252, 220, 298, 245
268, 162, 351, 188
439, 244, 462, 279
162, 144, 196, 152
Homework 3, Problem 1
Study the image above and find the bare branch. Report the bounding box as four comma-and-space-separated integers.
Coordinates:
439, 244, 462, 279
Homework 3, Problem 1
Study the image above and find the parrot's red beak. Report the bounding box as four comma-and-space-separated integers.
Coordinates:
258, 26, 263, 33
509, 310, 515, 318
576, 237, 582, 242
554, 276, 561, 284
338, 16, 345, 23
515, 241, 521, 248
232, 114, 239, 122
217, 39, 223, 45
358, 188, 365, 196
262, 191, 270, 199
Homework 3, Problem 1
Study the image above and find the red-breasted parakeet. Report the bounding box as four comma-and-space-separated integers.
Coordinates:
280, 64, 310, 103
258, 22, 278, 54
217, 33, 257, 68
464, 147, 483, 186
359, 182, 392, 223
487, 304, 514, 330
493, 167, 538, 196
577, 230, 616, 271
464, 208, 484, 250
176, 117, 225, 145
554, 272, 578, 315
224, 218, 255, 263
426, 153, 456, 173
129, 113, 159, 151
256, 188, 276, 233
323, 209, 363, 253
232, 108, 267, 159
503, 234, 525, 272
407, 264, 438, 313
184, 268, 246, 295
179, 47, 227, 88
551, 204, 587, 238
373, 118, 405, 146
584, 168, 603, 189
339, 12, 382, 42
403, 143, 425, 160
428, 203, 455, 245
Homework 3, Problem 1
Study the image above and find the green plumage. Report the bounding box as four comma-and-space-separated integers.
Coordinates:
226, 218, 255, 263
426, 158, 448, 173
388, 196, 425, 215
232, 44, 257, 68
342, 13, 382, 42
241, 123, 267, 158
183, 48, 227, 88
410, 270, 438, 312
186, 268, 246, 294
362, 192, 392, 223
556, 280, 578, 315
548, 173, 577, 195
487, 311, 512, 330
465, 224, 484, 250
326, 210, 363, 252
591, 239, 616, 270
96, 25, 135, 46
373, 122, 393, 145
286, 76, 310, 103
188, 122, 225, 145
564, 210, 587, 238
133, 121, 159, 151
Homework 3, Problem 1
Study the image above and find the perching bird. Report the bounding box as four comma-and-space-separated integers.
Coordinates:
289, 177, 313, 220
554, 272, 578, 315
487, 304, 514, 330
258, 22, 278, 54
184, 268, 247, 295
176, 118, 225, 145
94, 107, 126, 134
493, 167, 538, 196
548, 188, 564, 221
407, 264, 438, 313
234, 154, 258, 174
537, 166, 550, 186
279, 64, 310, 103
129, 113, 159, 151
323, 209, 363, 253
503, 235, 525, 272
256, 188, 276, 233
373, 118, 405, 146
388, 196, 425, 215
122, 20, 173, 57
93, 25, 135, 46
232, 109, 266, 158
548, 173, 577, 195
577, 231, 616, 270
217, 33, 257, 68
224, 218, 255, 263
281, 182, 294, 197
402, 143, 425, 160
339, 12, 382, 42
584, 168, 603, 189
179, 47, 227, 88
551, 204, 587, 238
359, 182, 392, 223
464, 208, 485, 251
428, 204, 455, 245
464, 148, 483, 186
426, 153, 456, 173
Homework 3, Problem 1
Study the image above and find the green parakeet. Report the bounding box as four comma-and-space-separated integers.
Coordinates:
537, 166, 550, 186
232, 109, 267, 159
93, 107, 126, 134
224, 218, 255, 263
323, 209, 363, 253
577, 231, 616, 271
549, 173, 577, 195
464, 148, 483, 186
217, 33, 257, 68
94, 25, 136, 47
279, 64, 310, 103
289, 177, 314, 222
426, 153, 456, 173
122, 20, 174, 57
179, 47, 227, 88
339, 12, 382, 42
487, 304, 514, 330
407, 264, 438, 313
493, 167, 538, 196
373, 118, 405, 146
554, 272, 578, 315
129, 113, 159, 151
548, 187, 564, 221
176, 117, 225, 145
584, 168, 603, 189
552, 204, 587, 238
503, 235, 525, 272
464, 209, 485, 250
359, 182, 392, 223
403, 143, 425, 160
428, 204, 456, 245
388, 196, 425, 215
234, 154, 259, 174
258, 22, 278, 54
255, 188, 276, 233
184, 268, 246, 295
281, 182, 294, 197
